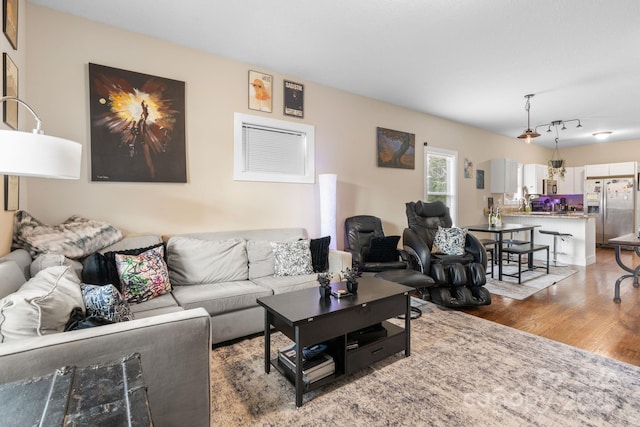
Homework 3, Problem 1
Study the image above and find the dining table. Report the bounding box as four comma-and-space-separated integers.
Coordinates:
607, 233, 640, 302
463, 223, 539, 281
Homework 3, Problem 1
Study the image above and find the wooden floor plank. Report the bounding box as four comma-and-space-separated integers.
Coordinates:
461, 247, 640, 366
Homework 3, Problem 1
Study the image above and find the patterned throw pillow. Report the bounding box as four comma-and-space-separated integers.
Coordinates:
81, 284, 134, 323
270, 240, 314, 277
431, 226, 467, 256
114, 245, 172, 304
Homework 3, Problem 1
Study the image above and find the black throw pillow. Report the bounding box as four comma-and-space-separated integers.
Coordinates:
82, 252, 118, 287
367, 236, 400, 262
309, 236, 331, 272
103, 242, 167, 292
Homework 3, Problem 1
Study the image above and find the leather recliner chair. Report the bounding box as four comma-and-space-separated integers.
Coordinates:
403, 200, 491, 307
344, 215, 407, 272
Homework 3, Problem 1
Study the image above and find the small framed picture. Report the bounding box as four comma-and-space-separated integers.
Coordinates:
476, 170, 485, 189
4, 175, 18, 211
248, 70, 272, 113
284, 80, 304, 118
3, 52, 17, 129
3, 0, 17, 50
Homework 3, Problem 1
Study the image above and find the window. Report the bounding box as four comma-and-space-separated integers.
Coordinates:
424, 146, 458, 223
234, 113, 315, 183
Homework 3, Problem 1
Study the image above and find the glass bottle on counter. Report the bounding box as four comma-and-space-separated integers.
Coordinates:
488, 207, 495, 226
495, 207, 502, 226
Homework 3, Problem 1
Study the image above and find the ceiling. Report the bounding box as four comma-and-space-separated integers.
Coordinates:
28, 0, 640, 149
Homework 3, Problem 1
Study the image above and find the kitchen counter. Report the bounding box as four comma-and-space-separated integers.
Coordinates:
497, 214, 596, 266
503, 212, 591, 219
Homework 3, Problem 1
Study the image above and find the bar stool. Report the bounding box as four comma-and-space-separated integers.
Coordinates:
479, 238, 496, 278
539, 230, 572, 267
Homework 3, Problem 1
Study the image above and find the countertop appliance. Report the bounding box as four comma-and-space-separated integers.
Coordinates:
585, 177, 635, 246
542, 179, 557, 195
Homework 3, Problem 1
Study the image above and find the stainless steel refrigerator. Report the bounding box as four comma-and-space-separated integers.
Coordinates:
584, 177, 635, 245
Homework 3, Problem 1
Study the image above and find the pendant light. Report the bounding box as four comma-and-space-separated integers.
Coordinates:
517, 94, 540, 143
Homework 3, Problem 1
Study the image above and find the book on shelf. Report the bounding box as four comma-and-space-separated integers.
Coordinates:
278, 344, 335, 384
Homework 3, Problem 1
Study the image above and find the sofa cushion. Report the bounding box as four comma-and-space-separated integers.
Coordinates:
81, 284, 134, 323
270, 240, 313, 277
0, 266, 84, 342
115, 245, 172, 304
167, 237, 248, 285
128, 293, 180, 315
0, 261, 27, 299
247, 240, 274, 280
12, 210, 123, 259
30, 253, 82, 278
252, 274, 318, 295
171, 281, 272, 315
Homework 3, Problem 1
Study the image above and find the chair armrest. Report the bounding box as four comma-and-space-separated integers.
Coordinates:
0, 308, 211, 427
328, 249, 352, 280
465, 233, 487, 268
402, 228, 433, 274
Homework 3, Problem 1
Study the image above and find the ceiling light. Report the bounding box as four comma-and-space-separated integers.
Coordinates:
0, 96, 82, 179
517, 94, 540, 142
592, 131, 612, 140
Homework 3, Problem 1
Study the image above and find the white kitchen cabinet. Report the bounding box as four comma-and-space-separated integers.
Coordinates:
609, 162, 636, 176
573, 166, 585, 194
491, 158, 518, 193
585, 162, 636, 178
523, 164, 547, 194
557, 167, 575, 194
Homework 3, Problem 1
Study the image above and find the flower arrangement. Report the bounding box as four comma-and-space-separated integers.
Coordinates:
341, 267, 360, 293
317, 272, 332, 287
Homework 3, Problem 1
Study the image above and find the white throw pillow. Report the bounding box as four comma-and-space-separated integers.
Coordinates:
431, 226, 468, 256
0, 266, 84, 342
270, 240, 313, 277
167, 237, 248, 285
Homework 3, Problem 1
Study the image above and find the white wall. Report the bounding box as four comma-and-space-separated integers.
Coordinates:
4, 4, 559, 253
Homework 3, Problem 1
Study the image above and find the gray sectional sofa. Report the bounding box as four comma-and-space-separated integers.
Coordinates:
0, 227, 351, 426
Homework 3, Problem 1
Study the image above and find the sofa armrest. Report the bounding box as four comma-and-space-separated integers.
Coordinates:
0, 308, 211, 427
328, 249, 352, 280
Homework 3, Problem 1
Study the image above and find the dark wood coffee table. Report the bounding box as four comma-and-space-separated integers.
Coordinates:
257, 277, 412, 407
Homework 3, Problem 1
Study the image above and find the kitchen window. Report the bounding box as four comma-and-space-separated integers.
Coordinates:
424, 146, 457, 224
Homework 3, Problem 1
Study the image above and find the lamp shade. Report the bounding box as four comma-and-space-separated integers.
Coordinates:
0, 129, 82, 179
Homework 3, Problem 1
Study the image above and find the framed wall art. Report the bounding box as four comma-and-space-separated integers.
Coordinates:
283, 80, 304, 118
376, 127, 415, 169
88, 63, 187, 183
248, 70, 272, 113
4, 174, 18, 211
3, 52, 17, 129
476, 169, 485, 189
3, 0, 17, 50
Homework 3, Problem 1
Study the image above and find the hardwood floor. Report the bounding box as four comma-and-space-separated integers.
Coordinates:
460, 247, 640, 366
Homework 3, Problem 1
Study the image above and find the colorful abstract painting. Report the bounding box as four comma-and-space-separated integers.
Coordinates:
89, 63, 186, 182
376, 127, 415, 169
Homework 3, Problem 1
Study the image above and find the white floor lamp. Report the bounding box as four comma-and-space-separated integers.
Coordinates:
319, 173, 337, 250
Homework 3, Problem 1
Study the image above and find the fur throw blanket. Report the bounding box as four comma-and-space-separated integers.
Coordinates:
12, 211, 123, 259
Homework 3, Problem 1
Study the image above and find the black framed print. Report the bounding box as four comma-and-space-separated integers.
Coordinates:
284, 80, 304, 118
4, 174, 18, 211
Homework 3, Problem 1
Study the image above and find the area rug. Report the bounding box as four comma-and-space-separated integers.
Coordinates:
484, 265, 577, 300
210, 301, 640, 426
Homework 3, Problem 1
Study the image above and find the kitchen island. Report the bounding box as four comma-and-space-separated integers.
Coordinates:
496, 213, 596, 266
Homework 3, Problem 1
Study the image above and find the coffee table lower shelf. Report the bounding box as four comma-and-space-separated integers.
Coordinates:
270, 321, 406, 396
